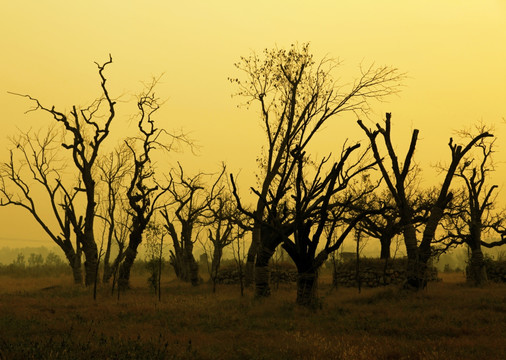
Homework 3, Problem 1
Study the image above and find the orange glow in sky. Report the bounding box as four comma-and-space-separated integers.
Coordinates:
0, 1, 505, 247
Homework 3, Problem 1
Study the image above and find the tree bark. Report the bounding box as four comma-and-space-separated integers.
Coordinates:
254, 245, 275, 297
211, 246, 223, 292
61, 240, 83, 285
82, 241, 98, 287
117, 227, 144, 289
245, 225, 260, 287
379, 235, 392, 259
402, 222, 424, 289
64, 252, 82, 285
296, 271, 319, 308
468, 247, 488, 286
117, 247, 137, 290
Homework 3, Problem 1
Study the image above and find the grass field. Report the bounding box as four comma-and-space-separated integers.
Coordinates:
0, 272, 505, 359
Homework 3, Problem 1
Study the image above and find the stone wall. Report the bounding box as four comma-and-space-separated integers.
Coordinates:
215, 258, 440, 287
215, 262, 297, 285
466, 259, 506, 283
333, 258, 439, 288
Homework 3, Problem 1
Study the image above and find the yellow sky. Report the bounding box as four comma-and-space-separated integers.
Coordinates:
0, 1, 505, 248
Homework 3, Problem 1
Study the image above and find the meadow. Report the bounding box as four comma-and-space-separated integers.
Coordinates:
0, 271, 505, 360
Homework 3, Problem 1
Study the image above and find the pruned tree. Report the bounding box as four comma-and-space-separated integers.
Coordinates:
0, 126, 83, 284
438, 127, 504, 285
358, 113, 492, 289
229, 43, 404, 296
11, 55, 117, 286
356, 189, 432, 259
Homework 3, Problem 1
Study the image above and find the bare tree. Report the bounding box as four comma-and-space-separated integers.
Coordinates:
0, 127, 83, 284
356, 189, 432, 259
438, 128, 504, 285
117, 79, 183, 289
161, 165, 223, 286
233, 143, 378, 306
229, 43, 404, 296
96, 144, 132, 283
203, 173, 250, 292
11, 55, 117, 285
358, 113, 492, 289
282, 144, 378, 307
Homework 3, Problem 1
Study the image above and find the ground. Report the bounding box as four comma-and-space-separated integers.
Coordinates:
0, 272, 505, 359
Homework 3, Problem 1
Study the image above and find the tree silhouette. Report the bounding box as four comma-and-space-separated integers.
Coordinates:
359, 113, 492, 289
11, 55, 116, 286
161, 165, 224, 286
117, 78, 185, 289
0, 126, 83, 283
438, 127, 504, 285
230, 43, 404, 296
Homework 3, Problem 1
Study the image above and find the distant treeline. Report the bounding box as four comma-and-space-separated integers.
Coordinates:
0, 246, 63, 265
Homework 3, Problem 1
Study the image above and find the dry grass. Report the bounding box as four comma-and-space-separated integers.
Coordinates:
0, 271, 505, 359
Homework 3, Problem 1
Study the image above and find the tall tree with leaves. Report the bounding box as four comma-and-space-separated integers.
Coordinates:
230, 43, 404, 296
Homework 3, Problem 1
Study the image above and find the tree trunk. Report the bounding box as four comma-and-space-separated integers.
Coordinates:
186, 249, 200, 286
64, 252, 82, 285
254, 245, 275, 297
102, 232, 113, 283
211, 246, 222, 278
402, 222, 425, 289
211, 246, 223, 292
296, 271, 319, 308
82, 241, 98, 287
61, 242, 83, 285
405, 255, 428, 290
405, 206, 445, 290
117, 247, 137, 290
245, 227, 260, 287
71, 262, 83, 284
117, 228, 143, 290
82, 173, 98, 287
468, 247, 488, 286
380, 235, 391, 259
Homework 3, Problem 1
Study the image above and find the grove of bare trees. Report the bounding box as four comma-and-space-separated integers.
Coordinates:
2, 44, 505, 308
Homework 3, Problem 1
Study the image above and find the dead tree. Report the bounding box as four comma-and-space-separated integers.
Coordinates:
96, 144, 132, 283
117, 79, 181, 290
356, 189, 432, 259
230, 43, 404, 295
438, 129, 503, 285
161, 165, 223, 286
11, 55, 116, 286
283, 144, 378, 307
204, 175, 250, 293
0, 127, 83, 284
358, 113, 492, 289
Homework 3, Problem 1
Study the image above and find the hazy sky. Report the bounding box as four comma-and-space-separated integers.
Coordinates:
0, 1, 505, 248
